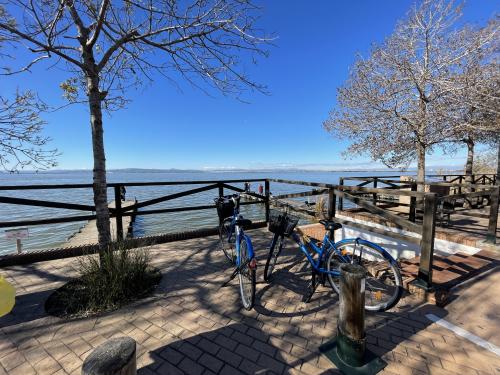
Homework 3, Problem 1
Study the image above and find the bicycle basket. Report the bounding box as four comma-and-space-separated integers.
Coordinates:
268, 209, 285, 233
282, 214, 299, 236
216, 198, 235, 219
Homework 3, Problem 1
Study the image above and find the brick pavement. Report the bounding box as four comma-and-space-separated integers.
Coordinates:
0, 229, 498, 374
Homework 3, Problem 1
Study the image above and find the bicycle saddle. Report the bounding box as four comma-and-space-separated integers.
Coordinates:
319, 220, 342, 232
235, 219, 252, 228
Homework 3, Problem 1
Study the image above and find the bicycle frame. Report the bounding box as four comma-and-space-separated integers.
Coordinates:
225, 203, 255, 267
287, 231, 350, 277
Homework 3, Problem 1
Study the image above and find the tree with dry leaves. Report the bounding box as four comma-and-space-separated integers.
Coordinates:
0, 1, 270, 254
0, 91, 58, 171
324, 0, 496, 191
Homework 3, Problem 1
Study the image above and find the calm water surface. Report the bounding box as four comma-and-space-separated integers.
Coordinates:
0, 170, 411, 255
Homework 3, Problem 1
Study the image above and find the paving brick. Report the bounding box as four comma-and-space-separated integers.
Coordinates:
252, 339, 277, 356
58, 351, 82, 372
198, 353, 224, 373
231, 330, 254, 346
214, 335, 238, 351
0, 351, 25, 372
219, 364, 244, 375
178, 357, 204, 375
235, 343, 260, 362
258, 353, 286, 374
216, 348, 242, 368
156, 360, 184, 375
159, 347, 184, 365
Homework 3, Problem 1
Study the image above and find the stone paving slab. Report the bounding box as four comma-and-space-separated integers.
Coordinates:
0, 229, 499, 374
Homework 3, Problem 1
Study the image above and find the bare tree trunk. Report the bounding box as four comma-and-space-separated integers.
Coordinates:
464, 137, 474, 191
417, 142, 426, 193
497, 141, 500, 186
83, 48, 111, 255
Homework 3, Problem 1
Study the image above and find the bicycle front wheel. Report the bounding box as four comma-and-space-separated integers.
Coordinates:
238, 237, 256, 310
264, 234, 284, 283
326, 239, 402, 312
219, 218, 235, 263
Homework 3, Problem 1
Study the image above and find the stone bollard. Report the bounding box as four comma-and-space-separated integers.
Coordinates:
319, 263, 386, 374
82, 337, 137, 375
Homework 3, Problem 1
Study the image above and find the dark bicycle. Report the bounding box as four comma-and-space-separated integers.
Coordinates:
264, 209, 402, 312
214, 194, 256, 310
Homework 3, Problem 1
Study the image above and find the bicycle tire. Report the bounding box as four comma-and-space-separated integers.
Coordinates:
218, 218, 235, 263
238, 237, 256, 310
263, 234, 284, 283
326, 239, 402, 312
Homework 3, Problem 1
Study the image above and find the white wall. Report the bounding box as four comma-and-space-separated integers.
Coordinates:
334, 214, 480, 260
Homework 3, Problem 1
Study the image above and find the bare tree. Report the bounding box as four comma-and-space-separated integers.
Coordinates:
323, 0, 494, 190
0, 1, 270, 254
0, 91, 58, 171
440, 21, 499, 184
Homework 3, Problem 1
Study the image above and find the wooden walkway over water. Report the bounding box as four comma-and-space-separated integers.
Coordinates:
66, 200, 136, 247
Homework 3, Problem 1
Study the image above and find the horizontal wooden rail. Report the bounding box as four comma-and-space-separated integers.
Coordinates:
269, 178, 335, 188
336, 185, 425, 197
0, 178, 267, 191
221, 183, 266, 200
336, 190, 422, 233
273, 188, 328, 200
122, 183, 219, 212
0, 196, 101, 212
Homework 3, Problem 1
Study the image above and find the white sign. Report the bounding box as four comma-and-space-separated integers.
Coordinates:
5, 228, 29, 240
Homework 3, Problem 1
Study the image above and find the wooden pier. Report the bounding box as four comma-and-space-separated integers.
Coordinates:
66, 200, 136, 247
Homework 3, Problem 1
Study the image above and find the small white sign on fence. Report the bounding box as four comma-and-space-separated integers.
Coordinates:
5, 228, 29, 240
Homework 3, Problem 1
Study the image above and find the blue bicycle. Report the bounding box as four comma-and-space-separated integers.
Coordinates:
214, 194, 257, 310
264, 210, 402, 312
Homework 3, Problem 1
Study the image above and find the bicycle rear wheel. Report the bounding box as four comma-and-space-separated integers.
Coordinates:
326, 239, 402, 312
264, 234, 284, 282
238, 237, 256, 310
219, 218, 235, 263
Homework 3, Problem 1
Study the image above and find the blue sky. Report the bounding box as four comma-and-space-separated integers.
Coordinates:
2, 1, 497, 170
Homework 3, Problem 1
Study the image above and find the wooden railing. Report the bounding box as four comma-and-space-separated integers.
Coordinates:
268, 178, 499, 291
0, 178, 268, 247
1, 177, 498, 291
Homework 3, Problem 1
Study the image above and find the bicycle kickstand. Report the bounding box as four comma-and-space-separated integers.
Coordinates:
220, 259, 249, 289
303, 267, 319, 303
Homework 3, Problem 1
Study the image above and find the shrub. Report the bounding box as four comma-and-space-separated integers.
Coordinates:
45, 247, 161, 318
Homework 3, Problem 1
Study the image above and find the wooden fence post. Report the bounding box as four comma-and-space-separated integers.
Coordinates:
409, 182, 417, 223
265, 179, 270, 222
414, 193, 437, 290
338, 178, 344, 211
114, 186, 124, 241
486, 186, 499, 244
328, 188, 336, 220
372, 178, 378, 206
459, 176, 463, 195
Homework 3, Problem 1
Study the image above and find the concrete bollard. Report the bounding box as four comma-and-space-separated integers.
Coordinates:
319, 263, 386, 374
82, 337, 136, 375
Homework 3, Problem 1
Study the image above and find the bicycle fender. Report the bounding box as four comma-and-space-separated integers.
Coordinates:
336, 238, 398, 265
241, 234, 255, 259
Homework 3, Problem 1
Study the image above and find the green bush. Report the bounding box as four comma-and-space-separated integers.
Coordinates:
45, 247, 161, 318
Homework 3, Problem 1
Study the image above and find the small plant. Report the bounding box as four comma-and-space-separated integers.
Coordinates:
45, 246, 161, 318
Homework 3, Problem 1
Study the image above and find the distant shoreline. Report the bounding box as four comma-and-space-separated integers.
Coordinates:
1, 167, 463, 174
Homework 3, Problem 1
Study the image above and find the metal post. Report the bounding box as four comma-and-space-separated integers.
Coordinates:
486, 186, 499, 244
338, 178, 344, 211
328, 188, 336, 220
409, 182, 417, 223
265, 179, 270, 222
414, 193, 437, 290
114, 186, 124, 241
319, 264, 386, 373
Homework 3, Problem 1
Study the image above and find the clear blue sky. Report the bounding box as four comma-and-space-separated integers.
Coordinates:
2, 1, 497, 170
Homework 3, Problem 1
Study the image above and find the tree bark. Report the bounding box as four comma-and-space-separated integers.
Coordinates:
83, 49, 111, 254
464, 136, 475, 190
497, 141, 500, 186
417, 142, 426, 193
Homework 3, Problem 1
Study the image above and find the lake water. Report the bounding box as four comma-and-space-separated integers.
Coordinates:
0, 170, 412, 255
